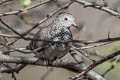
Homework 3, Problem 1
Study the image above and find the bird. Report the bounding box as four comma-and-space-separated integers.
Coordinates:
27, 12, 77, 63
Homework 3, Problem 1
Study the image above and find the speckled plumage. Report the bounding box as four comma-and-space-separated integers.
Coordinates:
27, 12, 76, 61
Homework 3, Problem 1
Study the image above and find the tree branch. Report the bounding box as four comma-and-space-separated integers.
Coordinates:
0, 0, 51, 17
0, 33, 120, 44
0, 0, 14, 5
75, 0, 120, 18
0, 54, 105, 80
71, 49, 120, 80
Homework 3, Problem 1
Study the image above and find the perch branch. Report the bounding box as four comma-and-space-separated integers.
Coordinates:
0, 54, 105, 80
71, 49, 120, 80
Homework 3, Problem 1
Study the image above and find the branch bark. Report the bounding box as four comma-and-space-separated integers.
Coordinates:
71, 49, 120, 80
0, 54, 105, 80
75, 0, 120, 18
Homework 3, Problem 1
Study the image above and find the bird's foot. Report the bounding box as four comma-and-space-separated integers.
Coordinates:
44, 58, 52, 69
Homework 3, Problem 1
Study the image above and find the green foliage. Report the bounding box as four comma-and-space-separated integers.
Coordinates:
95, 41, 120, 75
19, 0, 32, 7
105, 41, 120, 54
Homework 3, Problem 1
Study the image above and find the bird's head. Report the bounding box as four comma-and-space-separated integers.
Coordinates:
55, 12, 78, 28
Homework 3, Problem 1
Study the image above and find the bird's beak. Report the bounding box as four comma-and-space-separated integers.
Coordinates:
72, 22, 78, 27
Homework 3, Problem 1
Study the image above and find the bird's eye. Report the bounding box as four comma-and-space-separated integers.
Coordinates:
64, 17, 68, 21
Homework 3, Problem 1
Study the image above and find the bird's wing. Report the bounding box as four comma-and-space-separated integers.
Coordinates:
27, 24, 53, 50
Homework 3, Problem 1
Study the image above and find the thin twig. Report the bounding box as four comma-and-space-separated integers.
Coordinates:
0, 33, 120, 44
70, 50, 120, 80
70, 45, 95, 62
0, 0, 51, 17
41, 68, 54, 80
0, 41, 35, 54
68, 47, 105, 80
75, 0, 120, 18
102, 55, 120, 77
11, 72, 17, 80
22, 1, 74, 36
0, 0, 14, 5
0, 64, 27, 73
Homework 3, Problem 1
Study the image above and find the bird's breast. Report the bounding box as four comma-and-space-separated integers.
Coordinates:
49, 27, 73, 41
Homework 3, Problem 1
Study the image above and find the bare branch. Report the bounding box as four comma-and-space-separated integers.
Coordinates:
0, 18, 26, 39
41, 68, 54, 80
0, 33, 120, 44
102, 55, 120, 77
22, 1, 74, 36
69, 47, 105, 80
0, 0, 51, 17
0, 54, 105, 80
0, 0, 14, 5
75, 0, 120, 18
0, 64, 27, 73
71, 49, 120, 80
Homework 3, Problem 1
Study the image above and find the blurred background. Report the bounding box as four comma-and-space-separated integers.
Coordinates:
0, 0, 120, 80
